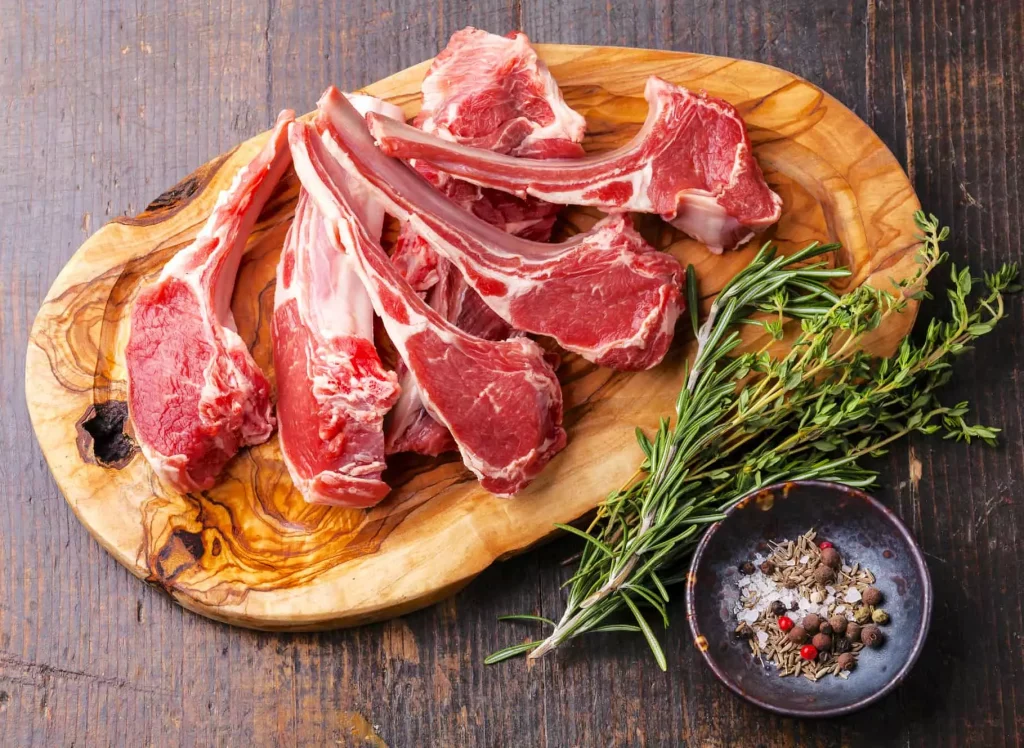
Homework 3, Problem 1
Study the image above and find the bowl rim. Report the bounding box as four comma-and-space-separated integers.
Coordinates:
684, 479, 934, 718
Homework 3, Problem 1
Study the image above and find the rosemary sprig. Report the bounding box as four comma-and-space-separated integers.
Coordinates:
487, 212, 1019, 667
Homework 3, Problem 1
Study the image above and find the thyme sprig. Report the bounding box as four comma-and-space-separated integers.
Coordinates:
487, 212, 1019, 667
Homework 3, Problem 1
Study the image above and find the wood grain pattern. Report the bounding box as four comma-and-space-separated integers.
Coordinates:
3, 2, 1023, 746
26, 45, 922, 631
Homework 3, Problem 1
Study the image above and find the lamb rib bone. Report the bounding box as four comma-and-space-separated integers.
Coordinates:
271, 95, 402, 508
368, 76, 783, 253
125, 110, 294, 492
290, 117, 567, 496
318, 90, 685, 372
384, 28, 585, 456
389, 26, 586, 294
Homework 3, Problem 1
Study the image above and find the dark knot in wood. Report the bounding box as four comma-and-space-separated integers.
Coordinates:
76, 400, 137, 469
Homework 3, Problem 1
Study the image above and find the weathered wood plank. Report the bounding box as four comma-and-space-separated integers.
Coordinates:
1, 0, 1022, 746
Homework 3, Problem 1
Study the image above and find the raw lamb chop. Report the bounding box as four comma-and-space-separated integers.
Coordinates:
271, 94, 403, 508
369, 76, 784, 252
385, 28, 586, 455
391, 27, 584, 289
319, 93, 685, 371
383, 268, 508, 456
290, 117, 566, 496
391, 26, 586, 281
126, 111, 294, 492
416, 27, 586, 157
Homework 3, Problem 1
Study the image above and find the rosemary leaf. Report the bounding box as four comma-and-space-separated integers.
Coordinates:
497, 614, 556, 626
484, 641, 539, 665
586, 624, 643, 634
490, 213, 1018, 667
623, 594, 668, 671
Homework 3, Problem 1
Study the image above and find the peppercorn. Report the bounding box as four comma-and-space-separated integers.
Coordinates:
860, 624, 884, 648
739, 561, 756, 575
818, 540, 834, 550
799, 644, 818, 660
845, 622, 862, 642
853, 605, 872, 624
812, 632, 832, 651
834, 636, 851, 654
813, 565, 835, 585
802, 614, 821, 634
871, 608, 890, 625
829, 615, 848, 635
862, 587, 883, 606
777, 616, 794, 632
770, 600, 787, 617
759, 560, 775, 575
734, 623, 754, 640
837, 652, 856, 671
819, 620, 833, 635
817, 650, 830, 664
789, 601, 799, 611
820, 547, 842, 570
786, 626, 808, 644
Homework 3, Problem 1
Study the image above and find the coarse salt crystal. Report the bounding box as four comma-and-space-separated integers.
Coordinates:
799, 555, 810, 564
757, 631, 769, 647
738, 609, 759, 624
834, 605, 846, 614
844, 588, 862, 603
841, 565, 852, 573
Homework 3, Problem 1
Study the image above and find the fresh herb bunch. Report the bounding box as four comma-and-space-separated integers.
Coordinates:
488, 213, 1019, 668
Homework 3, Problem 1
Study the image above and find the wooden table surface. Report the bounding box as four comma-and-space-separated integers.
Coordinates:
2, 1, 1022, 746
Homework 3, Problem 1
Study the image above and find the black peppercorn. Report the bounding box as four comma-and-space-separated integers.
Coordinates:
786, 626, 808, 644
789, 601, 799, 611
802, 614, 821, 634
834, 636, 851, 654
769, 600, 787, 617
829, 615, 848, 635
860, 624, 884, 648
820, 547, 842, 569
837, 652, 856, 671
845, 622, 862, 642
759, 560, 775, 575
740, 561, 756, 575
862, 587, 883, 606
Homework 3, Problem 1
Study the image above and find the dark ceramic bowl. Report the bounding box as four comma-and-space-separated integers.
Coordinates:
685, 480, 932, 717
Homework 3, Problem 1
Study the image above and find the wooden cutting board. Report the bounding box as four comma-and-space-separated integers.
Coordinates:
25, 45, 921, 630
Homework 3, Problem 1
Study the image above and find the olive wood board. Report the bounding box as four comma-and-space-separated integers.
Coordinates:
26, 44, 922, 630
